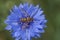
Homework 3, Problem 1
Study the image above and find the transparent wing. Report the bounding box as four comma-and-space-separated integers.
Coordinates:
20, 8, 29, 17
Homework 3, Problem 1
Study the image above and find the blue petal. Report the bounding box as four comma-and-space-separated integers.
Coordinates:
30, 23, 45, 33
30, 5, 39, 17
35, 33, 40, 38
33, 15, 45, 22
19, 4, 23, 8
34, 24, 43, 29
40, 19, 47, 25
12, 31, 21, 38
7, 13, 19, 20
21, 32, 27, 40
27, 4, 35, 15
15, 38, 19, 40
12, 5, 22, 17
23, 3, 29, 11
5, 25, 12, 31
5, 19, 18, 25
10, 11, 22, 18
33, 8, 43, 19
26, 29, 31, 40
15, 37, 21, 40
11, 25, 21, 32
5, 13, 20, 25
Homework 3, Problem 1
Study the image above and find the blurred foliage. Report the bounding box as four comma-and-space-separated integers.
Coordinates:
0, 0, 60, 40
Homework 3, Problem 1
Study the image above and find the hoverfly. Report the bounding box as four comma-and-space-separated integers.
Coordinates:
20, 8, 33, 30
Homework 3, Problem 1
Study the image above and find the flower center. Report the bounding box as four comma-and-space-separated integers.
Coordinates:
20, 17, 33, 29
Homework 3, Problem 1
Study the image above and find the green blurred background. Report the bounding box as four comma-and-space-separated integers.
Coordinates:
0, 0, 60, 40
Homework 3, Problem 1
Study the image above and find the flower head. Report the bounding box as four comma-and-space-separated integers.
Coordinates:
5, 3, 47, 40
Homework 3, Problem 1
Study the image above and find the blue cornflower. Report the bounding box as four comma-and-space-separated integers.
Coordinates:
5, 3, 47, 40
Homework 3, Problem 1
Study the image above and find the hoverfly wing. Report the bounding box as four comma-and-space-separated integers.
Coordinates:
20, 8, 29, 17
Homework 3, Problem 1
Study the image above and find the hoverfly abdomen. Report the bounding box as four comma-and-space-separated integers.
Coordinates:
26, 17, 33, 23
